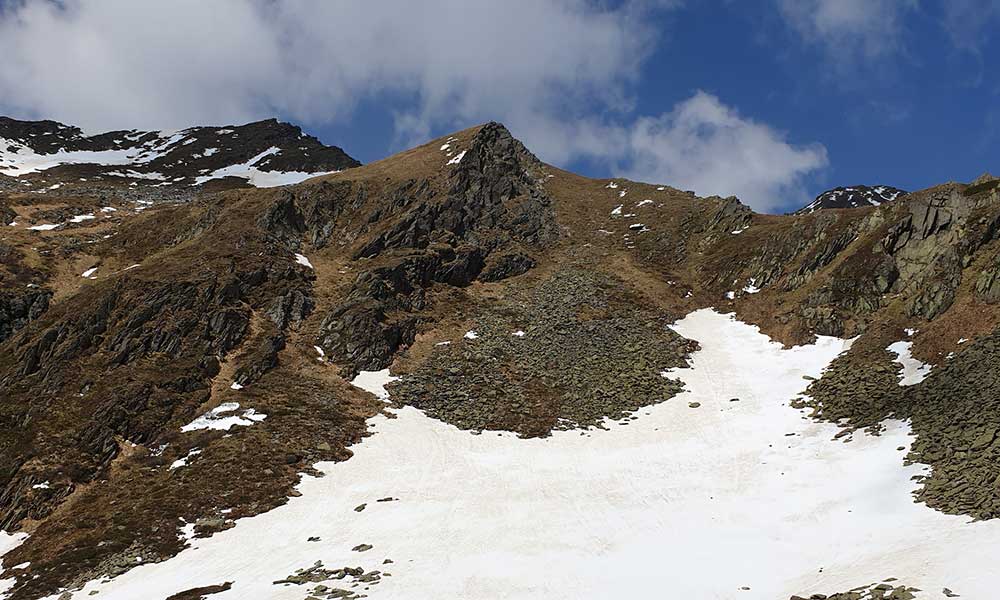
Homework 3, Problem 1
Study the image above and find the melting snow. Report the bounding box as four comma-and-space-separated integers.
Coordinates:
47, 310, 1000, 600
610, 204, 623, 216
887, 341, 933, 386
180, 403, 266, 433
80, 267, 98, 279
69, 214, 95, 223
314, 345, 326, 361
28, 223, 60, 231
512, 330, 526, 337
446, 150, 467, 165
31, 481, 50, 490
463, 330, 479, 340
606, 181, 619, 189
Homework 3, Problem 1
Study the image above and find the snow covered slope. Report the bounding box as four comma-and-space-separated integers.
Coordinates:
31, 311, 1000, 600
795, 184, 907, 214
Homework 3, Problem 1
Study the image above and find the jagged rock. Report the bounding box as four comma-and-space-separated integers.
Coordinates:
0, 201, 15, 225
976, 265, 1000, 303
478, 252, 536, 282
705, 196, 752, 237
972, 172, 996, 186
257, 191, 306, 244
880, 187, 972, 320
233, 333, 286, 387
0, 288, 51, 343
265, 289, 314, 329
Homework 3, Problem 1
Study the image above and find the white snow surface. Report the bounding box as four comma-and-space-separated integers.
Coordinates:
349, 369, 399, 402
169, 449, 203, 471
180, 403, 266, 432
887, 341, 933, 386
43, 309, 1000, 599
0, 531, 29, 595
294, 253, 313, 269
192, 147, 338, 188
0, 138, 134, 176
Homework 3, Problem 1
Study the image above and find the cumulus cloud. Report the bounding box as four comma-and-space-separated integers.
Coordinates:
616, 92, 828, 213
775, 0, 918, 69
0, 0, 654, 136
0, 0, 828, 212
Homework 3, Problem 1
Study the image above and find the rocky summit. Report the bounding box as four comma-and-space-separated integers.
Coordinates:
1, 119, 1000, 599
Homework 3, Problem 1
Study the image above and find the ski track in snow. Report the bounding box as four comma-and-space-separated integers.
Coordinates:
8, 309, 1000, 599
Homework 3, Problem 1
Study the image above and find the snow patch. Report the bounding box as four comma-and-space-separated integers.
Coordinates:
180, 403, 266, 433
169, 449, 203, 471
28, 223, 61, 231
194, 147, 336, 188
294, 253, 313, 269
349, 369, 399, 402
887, 341, 933, 386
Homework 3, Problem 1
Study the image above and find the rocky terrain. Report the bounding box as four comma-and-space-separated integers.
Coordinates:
0, 117, 998, 599
796, 184, 907, 214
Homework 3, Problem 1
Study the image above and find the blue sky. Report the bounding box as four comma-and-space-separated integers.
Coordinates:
0, 0, 997, 213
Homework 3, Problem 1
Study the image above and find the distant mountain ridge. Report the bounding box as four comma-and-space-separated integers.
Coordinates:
796, 184, 907, 214
0, 116, 360, 190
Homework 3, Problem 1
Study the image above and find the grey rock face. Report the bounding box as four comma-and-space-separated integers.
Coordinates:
0, 288, 51, 344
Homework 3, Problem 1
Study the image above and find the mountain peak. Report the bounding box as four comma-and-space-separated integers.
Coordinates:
794, 184, 907, 214
0, 116, 360, 193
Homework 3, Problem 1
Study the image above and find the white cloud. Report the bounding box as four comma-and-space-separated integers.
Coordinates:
775, 0, 918, 69
616, 92, 828, 213
0, 0, 658, 137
